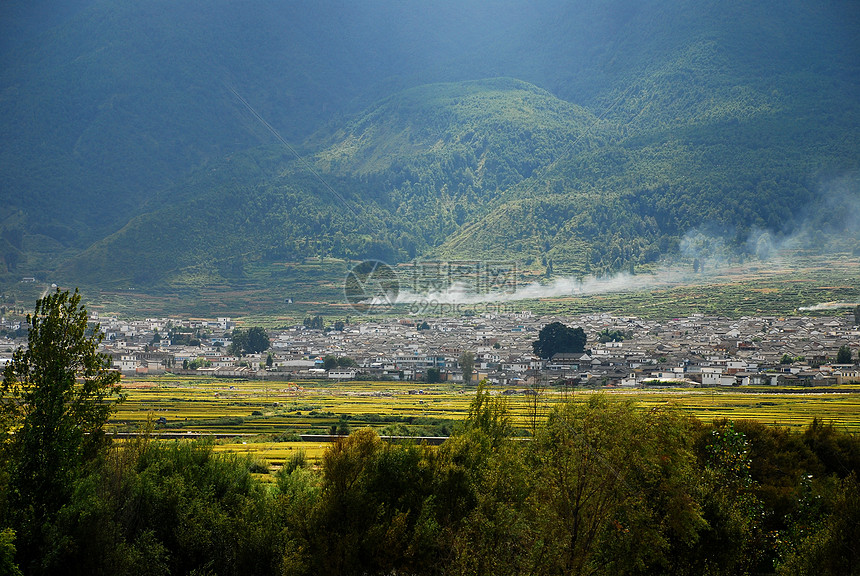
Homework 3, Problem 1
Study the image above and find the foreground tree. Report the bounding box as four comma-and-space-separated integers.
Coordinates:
836, 344, 853, 364
0, 289, 123, 572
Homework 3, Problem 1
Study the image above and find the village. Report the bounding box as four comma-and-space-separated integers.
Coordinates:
4, 308, 859, 389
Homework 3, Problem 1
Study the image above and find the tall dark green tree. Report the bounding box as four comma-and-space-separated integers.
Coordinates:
230, 329, 247, 356
245, 326, 270, 354
0, 289, 123, 571
532, 321, 587, 358
230, 326, 270, 356
459, 351, 475, 384
836, 345, 853, 364
323, 355, 339, 371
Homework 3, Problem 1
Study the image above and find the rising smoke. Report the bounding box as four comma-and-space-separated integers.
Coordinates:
387, 174, 860, 306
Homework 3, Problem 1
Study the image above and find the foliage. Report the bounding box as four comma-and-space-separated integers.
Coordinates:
0, 289, 123, 573
425, 367, 441, 383
322, 356, 357, 371
458, 351, 475, 384
532, 321, 587, 358
776, 473, 860, 575
3, 382, 860, 574
187, 358, 211, 369
230, 326, 270, 356
0, 529, 22, 576
464, 381, 512, 442
836, 344, 853, 364
597, 328, 629, 343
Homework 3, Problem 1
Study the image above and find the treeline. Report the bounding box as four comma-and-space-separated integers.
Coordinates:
2, 391, 859, 575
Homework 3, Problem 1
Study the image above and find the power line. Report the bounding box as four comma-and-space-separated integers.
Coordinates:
227, 84, 366, 223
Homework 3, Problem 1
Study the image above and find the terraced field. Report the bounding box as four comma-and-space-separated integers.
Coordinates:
110, 376, 860, 468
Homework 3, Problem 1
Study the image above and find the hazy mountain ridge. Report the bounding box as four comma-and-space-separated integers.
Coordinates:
59, 79, 599, 285
1, 0, 858, 289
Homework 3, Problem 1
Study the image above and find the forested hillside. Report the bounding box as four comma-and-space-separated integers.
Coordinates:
1, 0, 858, 290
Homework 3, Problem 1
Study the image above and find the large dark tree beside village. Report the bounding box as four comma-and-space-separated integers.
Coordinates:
532, 321, 587, 359
230, 326, 270, 356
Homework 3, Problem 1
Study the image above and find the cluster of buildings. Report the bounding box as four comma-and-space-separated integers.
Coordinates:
1, 310, 859, 388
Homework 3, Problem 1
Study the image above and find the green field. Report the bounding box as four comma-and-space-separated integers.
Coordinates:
110, 376, 860, 468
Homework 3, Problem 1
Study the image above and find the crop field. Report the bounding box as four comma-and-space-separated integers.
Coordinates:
109, 376, 860, 468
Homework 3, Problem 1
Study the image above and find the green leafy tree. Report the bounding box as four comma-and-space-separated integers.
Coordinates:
0, 289, 123, 569
597, 328, 627, 343
459, 351, 475, 384
836, 345, 853, 364
230, 327, 270, 356
527, 397, 706, 575
532, 321, 587, 358
0, 529, 22, 576
444, 382, 528, 576
854, 304, 860, 326
686, 421, 765, 573
230, 329, 247, 356
425, 367, 441, 383
245, 326, 270, 354
465, 380, 511, 442
311, 428, 434, 575
777, 474, 860, 575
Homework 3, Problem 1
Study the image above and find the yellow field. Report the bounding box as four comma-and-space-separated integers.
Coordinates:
109, 376, 860, 466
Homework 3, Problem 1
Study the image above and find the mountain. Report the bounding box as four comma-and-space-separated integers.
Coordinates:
59, 79, 600, 286
1, 0, 858, 294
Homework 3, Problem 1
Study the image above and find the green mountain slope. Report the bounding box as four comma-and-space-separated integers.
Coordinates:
435, 26, 860, 274
59, 79, 599, 286
1, 0, 858, 293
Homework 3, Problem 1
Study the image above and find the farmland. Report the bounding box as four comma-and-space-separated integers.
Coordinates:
110, 376, 860, 468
